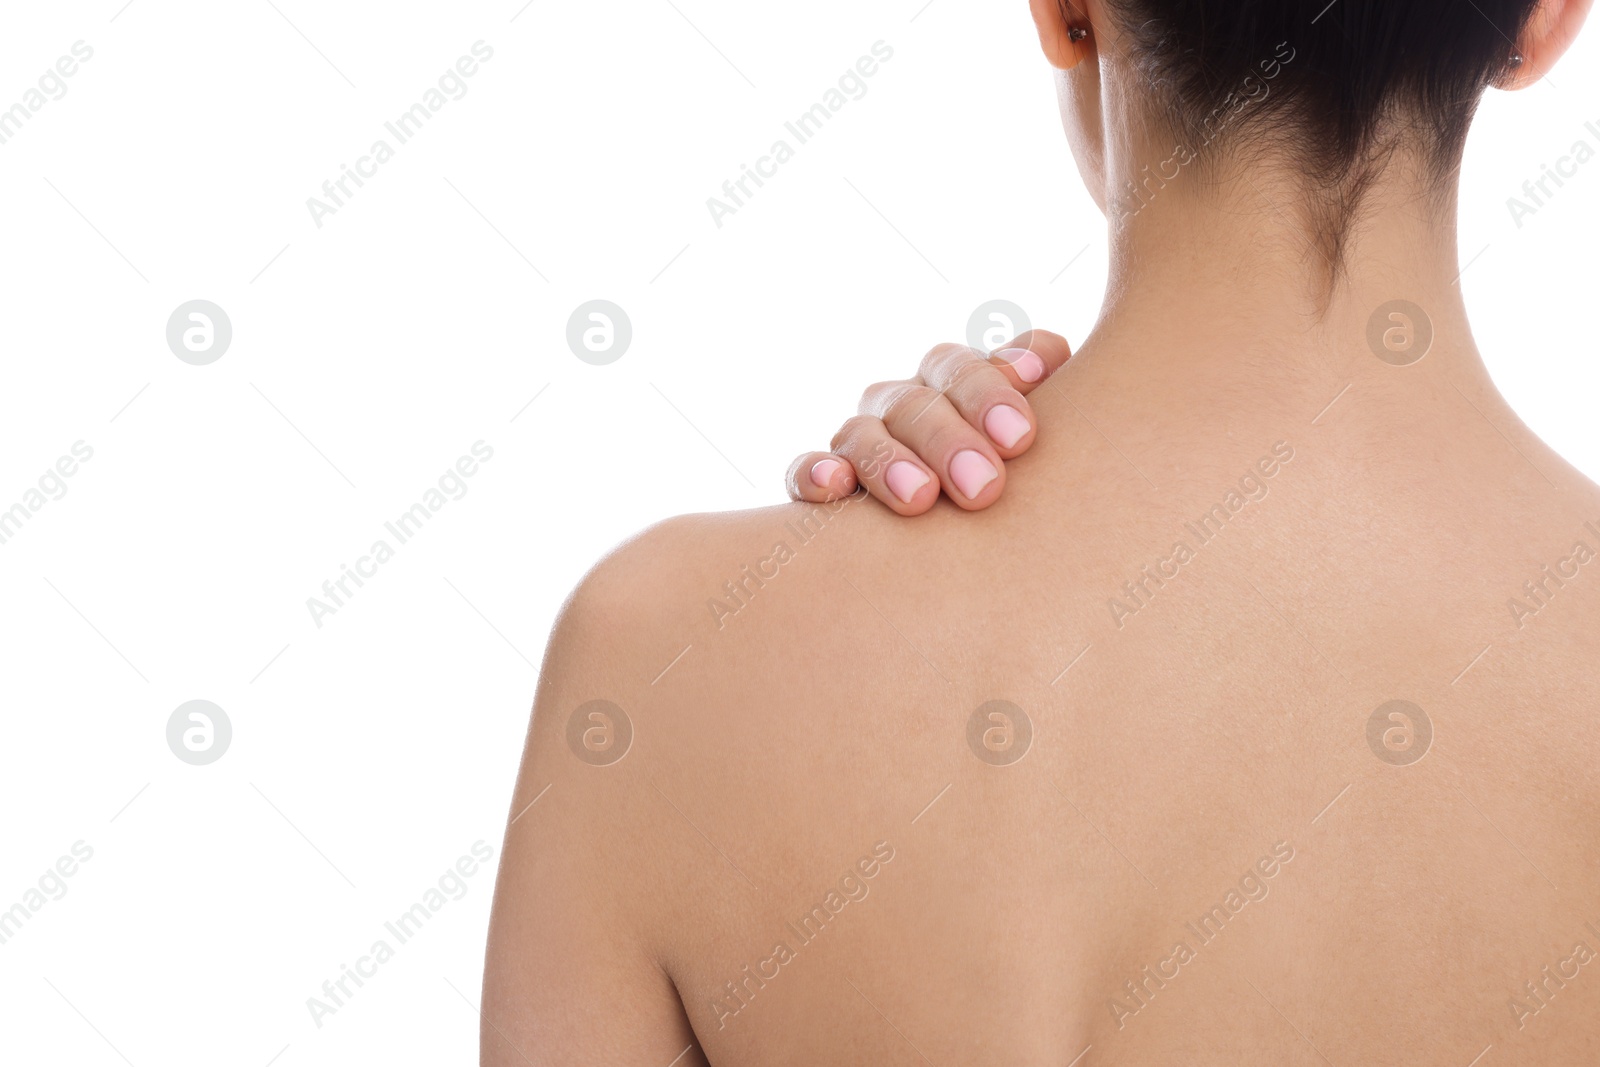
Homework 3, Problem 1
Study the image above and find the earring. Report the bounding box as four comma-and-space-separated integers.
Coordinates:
1068, 26, 1090, 42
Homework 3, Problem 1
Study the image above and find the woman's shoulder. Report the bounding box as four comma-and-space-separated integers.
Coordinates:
559, 492, 905, 636
536, 488, 979, 732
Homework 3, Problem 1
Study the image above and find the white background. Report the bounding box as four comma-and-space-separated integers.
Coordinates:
0, 1, 1595, 1064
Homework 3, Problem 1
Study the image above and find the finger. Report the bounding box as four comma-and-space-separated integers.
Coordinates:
916, 344, 1039, 459
986, 330, 1074, 393
830, 415, 941, 516
786, 451, 859, 503
858, 382, 1007, 511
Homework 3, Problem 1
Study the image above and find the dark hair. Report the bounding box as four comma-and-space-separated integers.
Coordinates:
1074, 0, 1540, 253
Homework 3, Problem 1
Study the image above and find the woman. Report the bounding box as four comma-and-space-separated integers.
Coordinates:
484, 0, 1600, 1063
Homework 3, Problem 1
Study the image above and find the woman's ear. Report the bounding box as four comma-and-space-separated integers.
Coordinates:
1030, 0, 1095, 71
1505, 0, 1594, 88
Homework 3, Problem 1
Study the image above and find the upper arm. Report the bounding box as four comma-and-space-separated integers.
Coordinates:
480, 521, 711, 1067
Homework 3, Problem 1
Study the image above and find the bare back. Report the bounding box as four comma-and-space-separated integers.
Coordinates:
485, 324, 1600, 1066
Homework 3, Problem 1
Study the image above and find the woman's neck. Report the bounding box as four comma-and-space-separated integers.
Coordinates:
1016, 152, 1542, 502
1075, 152, 1499, 410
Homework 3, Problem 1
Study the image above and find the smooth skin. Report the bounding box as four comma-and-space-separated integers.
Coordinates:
483, 1, 1600, 1064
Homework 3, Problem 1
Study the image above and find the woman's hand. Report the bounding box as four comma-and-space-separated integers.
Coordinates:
785, 330, 1072, 515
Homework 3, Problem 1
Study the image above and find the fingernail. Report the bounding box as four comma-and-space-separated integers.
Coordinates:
984, 405, 1031, 449
997, 348, 1046, 383
885, 461, 930, 504
949, 450, 999, 500
809, 458, 843, 488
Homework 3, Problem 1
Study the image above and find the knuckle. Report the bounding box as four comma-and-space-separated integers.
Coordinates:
885, 383, 942, 424
858, 379, 911, 417
830, 416, 875, 452
922, 421, 980, 462
945, 358, 1009, 399
918, 342, 965, 379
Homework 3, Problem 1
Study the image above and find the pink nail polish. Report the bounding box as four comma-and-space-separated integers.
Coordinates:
984, 405, 1031, 449
949, 450, 998, 500
885, 461, 930, 504
810, 458, 843, 488
996, 348, 1047, 383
